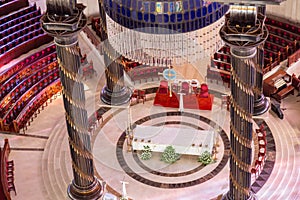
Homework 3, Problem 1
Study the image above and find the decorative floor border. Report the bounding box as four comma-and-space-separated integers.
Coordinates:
116, 111, 230, 188
91, 88, 276, 193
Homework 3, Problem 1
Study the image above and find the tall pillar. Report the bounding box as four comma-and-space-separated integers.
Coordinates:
226, 47, 257, 200
219, 5, 269, 200
100, 41, 131, 105
98, 0, 131, 106
254, 6, 269, 116
41, 2, 103, 199
253, 45, 269, 115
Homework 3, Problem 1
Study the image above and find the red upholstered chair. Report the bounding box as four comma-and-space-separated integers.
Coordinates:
138, 90, 146, 104
181, 81, 189, 95
158, 80, 168, 94
131, 89, 138, 103
199, 83, 209, 98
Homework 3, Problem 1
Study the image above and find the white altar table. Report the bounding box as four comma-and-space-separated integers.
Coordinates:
132, 125, 215, 156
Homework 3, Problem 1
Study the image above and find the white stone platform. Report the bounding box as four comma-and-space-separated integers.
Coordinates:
132, 125, 215, 155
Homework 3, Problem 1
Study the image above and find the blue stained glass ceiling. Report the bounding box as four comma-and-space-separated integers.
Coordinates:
102, 0, 229, 33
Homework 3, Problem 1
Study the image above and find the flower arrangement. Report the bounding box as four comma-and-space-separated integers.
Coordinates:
140, 145, 152, 160
161, 145, 180, 164
198, 150, 213, 166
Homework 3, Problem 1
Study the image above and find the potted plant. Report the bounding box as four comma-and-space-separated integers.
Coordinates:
198, 150, 213, 166
161, 145, 180, 164
140, 145, 152, 160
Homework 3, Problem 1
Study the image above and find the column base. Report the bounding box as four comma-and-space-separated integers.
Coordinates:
68, 177, 104, 200
100, 86, 132, 106
253, 94, 269, 116
222, 191, 258, 200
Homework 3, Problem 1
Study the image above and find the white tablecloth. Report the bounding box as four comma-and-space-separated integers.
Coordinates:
132, 125, 215, 156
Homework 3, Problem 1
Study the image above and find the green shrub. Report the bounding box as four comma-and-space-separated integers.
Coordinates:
161, 146, 180, 164
198, 150, 213, 165
140, 145, 152, 160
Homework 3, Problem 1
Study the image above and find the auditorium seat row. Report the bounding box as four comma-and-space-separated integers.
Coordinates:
0, 1, 62, 133
0, 54, 57, 100
0, 32, 53, 67
0, 14, 41, 39
0, 3, 36, 26
0, 0, 29, 17
265, 17, 300, 36
0, 61, 59, 118
208, 17, 300, 86
0, 26, 44, 55
0, 8, 40, 32
0, 44, 56, 83
15, 80, 61, 133
127, 66, 168, 84
1, 67, 59, 129
213, 52, 231, 63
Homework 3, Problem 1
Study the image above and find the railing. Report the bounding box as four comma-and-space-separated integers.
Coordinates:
288, 49, 300, 67
0, 33, 53, 67
0, 44, 56, 84
0, 0, 28, 18
15, 79, 61, 133
0, 138, 14, 200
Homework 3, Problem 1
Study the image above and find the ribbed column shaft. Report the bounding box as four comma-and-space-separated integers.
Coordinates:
55, 36, 95, 187
229, 47, 256, 200
103, 42, 125, 93
100, 34, 131, 105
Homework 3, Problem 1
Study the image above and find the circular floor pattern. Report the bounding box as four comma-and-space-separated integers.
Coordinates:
132, 121, 206, 177
91, 89, 277, 195
116, 111, 231, 189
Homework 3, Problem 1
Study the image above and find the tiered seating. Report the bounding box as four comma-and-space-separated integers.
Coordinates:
208, 17, 300, 85
0, 44, 62, 133
0, 0, 29, 17
0, 139, 16, 199
0, 61, 59, 132
127, 66, 168, 84
251, 125, 267, 177
207, 45, 231, 87
15, 80, 61, 132
264, 17, 300, 71
82, 26, 100, 49
0, 2, 53, 67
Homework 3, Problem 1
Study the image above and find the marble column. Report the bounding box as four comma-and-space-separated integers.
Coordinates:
41, 2, 103, 199
253, 45, 269, 116
98, 0, 131, 106
225, 47, 256, 200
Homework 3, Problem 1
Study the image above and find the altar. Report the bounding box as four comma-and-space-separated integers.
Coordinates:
132, 125, 215, 156
153, 80, 214, 110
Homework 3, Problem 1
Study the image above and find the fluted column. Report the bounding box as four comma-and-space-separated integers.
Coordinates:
56, 36, 103, 200
41, 2, 103, 199
219, 5, 270, 200
226, 47, 256, 200
99, 0, 131, 106
253, 6, 269, 116
100, 40, 131, 105
253, 46, 269, 115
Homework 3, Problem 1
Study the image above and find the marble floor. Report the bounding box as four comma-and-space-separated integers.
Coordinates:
1, 9, 300, 199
